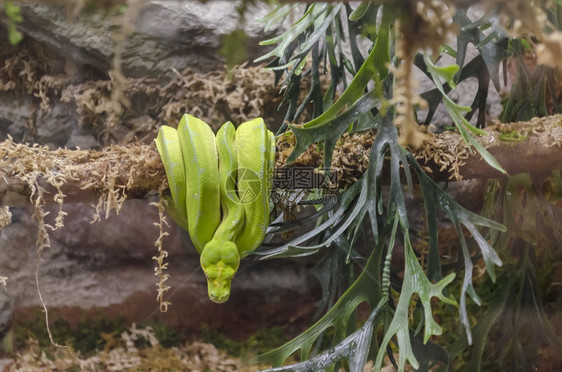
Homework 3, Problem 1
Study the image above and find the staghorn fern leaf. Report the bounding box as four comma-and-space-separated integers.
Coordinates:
408, 153, 505, 344
373, 233, 456, 372
435, 275, 513, 372
259, 175, 363, 259
259, 4, 293, 33
252, 229, 386, 367
288, 89, 381, 169
258, 299, 387, 372
453, 9, 511, 91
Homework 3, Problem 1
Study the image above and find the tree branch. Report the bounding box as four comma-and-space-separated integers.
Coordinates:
1, 115, 561, 207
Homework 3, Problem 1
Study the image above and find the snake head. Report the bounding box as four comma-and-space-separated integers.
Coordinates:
200, 240, 240, 303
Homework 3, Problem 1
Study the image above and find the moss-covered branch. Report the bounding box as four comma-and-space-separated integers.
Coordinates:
0, 140, 164, 207
1, 115, 560, 207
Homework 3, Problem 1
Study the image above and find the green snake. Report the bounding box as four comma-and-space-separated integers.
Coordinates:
155, 114, 275, 303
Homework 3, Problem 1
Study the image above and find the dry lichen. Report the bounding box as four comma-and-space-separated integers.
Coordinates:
0, 136, 162, 211
0, 39, 282, 145
272, 114, 562, 185
0, 136, 165, 329
1, 2, 561, 341
0, 206, 11, 230
0, 275, 7, 292
486, 115, 562, 148
415, 114, 562, 180
415, 126, 472, 180
2, 115, 560, 207
275, 130, 374, 189
391, 0, 456, 149
0, 137, 72, 349
150, 184, 172, 313
479, 0, 562, 69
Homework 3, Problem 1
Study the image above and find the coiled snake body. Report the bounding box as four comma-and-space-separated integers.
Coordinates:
155, 115, 275, 303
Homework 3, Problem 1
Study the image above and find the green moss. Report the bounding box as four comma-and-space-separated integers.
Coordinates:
12, 308, 127, 355
10, 309, 198, 358
139, 319, 184, 348
12, 308, 53, 350
11, 308, 290, 364
73, 315, 127, 354
200, 324, 289, 359
498, 130, 527, 142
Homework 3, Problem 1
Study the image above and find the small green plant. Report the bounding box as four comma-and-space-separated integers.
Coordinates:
4, 1, 23, 44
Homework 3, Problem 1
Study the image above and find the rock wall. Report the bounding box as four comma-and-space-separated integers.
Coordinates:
17, 1, 277, 77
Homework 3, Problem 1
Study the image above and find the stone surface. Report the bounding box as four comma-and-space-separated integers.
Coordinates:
65, 129, 100, 149
0, 293, 10, 335
0, 1, 316, 347
0, 200, 317, 338
0, 93, 35, 143
17, 1, 280, 77
35, 100, 77, 148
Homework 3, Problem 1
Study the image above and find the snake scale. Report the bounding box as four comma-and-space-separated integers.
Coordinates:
155, 114, 275, 303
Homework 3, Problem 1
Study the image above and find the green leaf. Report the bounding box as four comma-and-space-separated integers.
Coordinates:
423, 53, 507, 175
287, 89, 381, 168
309, 241, 348, 318
430, 63, 460, 87
5, 2, 23, 22
374, 234, 456, 372
259, 174, 365, 259
435, 277, 512, 372
282, 8, 392, 168
258, 300, 387, 372
253, 234, 385, 367
348, 2, 371, 21
8, 24, 22, 45
453, 10, 511, 90
255, 4, 329, 61
300, 10, 390, 130
5, 2, 23, 45
258, 4, 293, 32
408, 153, 505, 343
